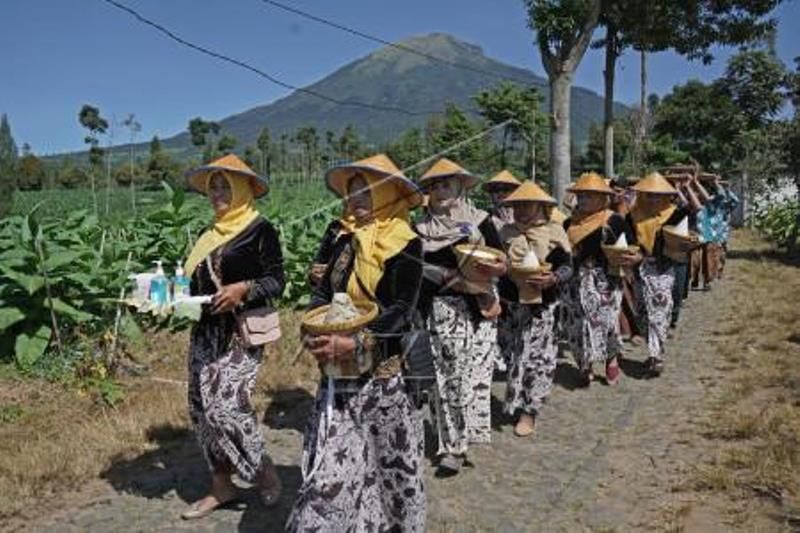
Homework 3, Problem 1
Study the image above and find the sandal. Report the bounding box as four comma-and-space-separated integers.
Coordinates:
181, 494, 239, 520
435, 454, 464, 477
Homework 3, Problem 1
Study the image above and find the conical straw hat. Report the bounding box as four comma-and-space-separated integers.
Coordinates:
326, 153, 423, 209
698, 172, 721, 182
418, 158, 479, 189
567, 172, 614, 194
482, 169, 522, 191
186, 154, 269, 198
631, 172, 678, 195
502, 181, 557, 205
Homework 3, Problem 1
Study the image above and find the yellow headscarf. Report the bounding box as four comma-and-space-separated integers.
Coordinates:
345, 173, 418, 307
184, 171, 261, 275
630, 198, 676, 255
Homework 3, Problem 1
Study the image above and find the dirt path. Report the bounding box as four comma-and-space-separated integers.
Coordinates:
26, 254, 746, 532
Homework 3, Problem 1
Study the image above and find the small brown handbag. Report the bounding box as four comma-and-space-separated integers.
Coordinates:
205, 255, 281, 347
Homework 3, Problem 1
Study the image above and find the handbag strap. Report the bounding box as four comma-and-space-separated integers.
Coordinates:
205, 254, 223, 291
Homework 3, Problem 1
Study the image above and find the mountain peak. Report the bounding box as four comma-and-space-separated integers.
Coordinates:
363, 32, 488, 74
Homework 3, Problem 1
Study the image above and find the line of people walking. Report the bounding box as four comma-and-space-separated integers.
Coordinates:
177, 152, 738, 531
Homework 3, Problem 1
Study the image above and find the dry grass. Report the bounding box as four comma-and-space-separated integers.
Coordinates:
690, 230, 800, 529
0, 311, 318, 523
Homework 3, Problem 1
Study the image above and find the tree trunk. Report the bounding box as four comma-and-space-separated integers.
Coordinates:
550, 72, 572, 201
603, 28, 617, 179
500, 128, 509, 169
129, 133, 136, 214
530, 129, 536, 182
633, 49, 648, 176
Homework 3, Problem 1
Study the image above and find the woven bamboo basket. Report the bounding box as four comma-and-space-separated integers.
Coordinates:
510, 262, 552, 304
301, 301, 379, 378
601, 244, 641, 276
454, 244, 506, 280
662, 226, 700, 263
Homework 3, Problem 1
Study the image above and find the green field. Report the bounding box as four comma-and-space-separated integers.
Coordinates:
0, 180, 339, 370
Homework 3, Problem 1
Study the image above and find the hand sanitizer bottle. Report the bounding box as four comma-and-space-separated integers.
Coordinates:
149, 260, 169, 305
173, 263, 191, 301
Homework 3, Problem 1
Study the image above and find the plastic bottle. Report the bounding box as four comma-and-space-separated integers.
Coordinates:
149, 260, 169, 305
173, 263, 191, 301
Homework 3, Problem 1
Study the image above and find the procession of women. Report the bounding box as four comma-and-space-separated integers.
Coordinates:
179, 151, 739, 531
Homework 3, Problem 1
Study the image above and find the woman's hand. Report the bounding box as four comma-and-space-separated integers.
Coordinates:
303, 334, 356, 363
474, 258, 507, 278
526, 272, 557, 289
308, 263, 327, 286
211, 281, 250, 314
619, 250, 643, 267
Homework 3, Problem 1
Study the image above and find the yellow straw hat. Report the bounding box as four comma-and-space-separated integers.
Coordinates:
567, 172, 615, 195
502, 181, 557, 205
631, 172, 678, 195
482, 169, 522, 191
325, 153, 424, 209
186, 154, 269, 198
418, 158, 479, 189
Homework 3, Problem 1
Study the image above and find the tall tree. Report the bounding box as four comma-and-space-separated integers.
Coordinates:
187, 117, 221, 163
474, 82, 547, 180
336, 124, 361, 161
294, 126, 320, 180
216, 134, 237, 155
256, 127, 271, 176
387, 127, 427, 172
524, 0, 602, 201
428, 104, 491, 173
597, 0, 783, 178
17, 145, 46, 191
720, 49, 787, 130
0, 114, 18, 217
121, 113, 141, 213
78, 104, 108, 214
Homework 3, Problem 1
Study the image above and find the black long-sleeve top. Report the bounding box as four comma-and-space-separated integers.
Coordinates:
191, 217, 285, 313
625, 206, 693, 265
498, 246, 572, 306
563, 213, 634, 268
313, 219, 344, 266
416, 217, 504, 322
310, 235, 423, 360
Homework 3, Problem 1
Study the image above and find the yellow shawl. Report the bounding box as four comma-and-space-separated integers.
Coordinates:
630, 202, 676, 255
184, 171, 260, 275
346, 173, 418, 307
567, 209, 613, 248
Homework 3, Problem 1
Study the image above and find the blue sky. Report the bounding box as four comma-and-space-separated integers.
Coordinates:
2, 0, 798, 154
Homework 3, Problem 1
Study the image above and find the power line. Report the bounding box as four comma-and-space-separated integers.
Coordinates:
99, 0, 442, 117
258, 0, 533, 86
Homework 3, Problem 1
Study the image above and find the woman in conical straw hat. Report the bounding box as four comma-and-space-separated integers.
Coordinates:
497, 181, 572, 438
481, 170, 523, 375
483, 169, 522, 231
561, 173, 635, 387
623, 172, 695, 376
414, 157, 507, 477
286, 154, 427, 532
181, 154, 285, 520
